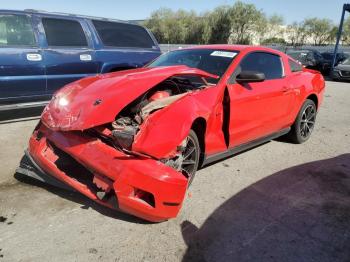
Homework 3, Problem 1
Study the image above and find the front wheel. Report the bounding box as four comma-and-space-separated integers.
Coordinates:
288, 99, 317, 144
163, 130, 200, 186
179, 130, 200, 186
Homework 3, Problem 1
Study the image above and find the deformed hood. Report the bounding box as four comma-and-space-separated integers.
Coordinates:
41, 65, 218, 131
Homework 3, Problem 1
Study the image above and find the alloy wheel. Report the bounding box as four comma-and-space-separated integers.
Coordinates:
300, 104, 316, 139
180, 136, 198, 184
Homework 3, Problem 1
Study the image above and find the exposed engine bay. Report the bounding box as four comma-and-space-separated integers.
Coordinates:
110, 76, 209, 152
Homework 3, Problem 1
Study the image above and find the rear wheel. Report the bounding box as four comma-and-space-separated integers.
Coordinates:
288, 99, 317, 144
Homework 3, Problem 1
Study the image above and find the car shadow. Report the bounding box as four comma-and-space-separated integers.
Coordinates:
181, 154, 350, 262
13, 172, 148, 224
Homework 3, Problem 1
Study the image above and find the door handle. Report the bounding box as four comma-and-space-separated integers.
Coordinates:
80, 54, 92, 61
26, 53, 42, 61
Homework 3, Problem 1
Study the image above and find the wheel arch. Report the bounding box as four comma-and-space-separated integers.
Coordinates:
191, 117, 207, 167
306, 93, 318, 109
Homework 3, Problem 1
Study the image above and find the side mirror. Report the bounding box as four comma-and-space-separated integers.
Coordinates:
236, 71, 265, 84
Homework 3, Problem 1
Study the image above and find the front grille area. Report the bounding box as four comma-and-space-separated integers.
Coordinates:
46, 140, 119, 209
48, 141, 96, 190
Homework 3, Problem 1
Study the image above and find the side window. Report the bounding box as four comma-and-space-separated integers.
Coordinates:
42, 18, 87, 47
239, 52, 284, 80
92, 20, 155, 48
288, 59, 303, 73
0, 14, 36, 47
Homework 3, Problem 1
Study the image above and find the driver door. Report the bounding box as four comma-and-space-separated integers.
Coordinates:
227, 52, 292, 147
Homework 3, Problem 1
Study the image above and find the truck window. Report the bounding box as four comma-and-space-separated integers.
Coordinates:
42, 18, 88, 47
0, 14, 36, 46
92, 20, 155, 48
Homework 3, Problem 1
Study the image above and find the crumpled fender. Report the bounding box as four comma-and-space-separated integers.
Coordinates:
132, 92, 213, 159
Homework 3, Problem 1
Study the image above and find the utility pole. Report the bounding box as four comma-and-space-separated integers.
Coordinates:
332, 3, 350, 70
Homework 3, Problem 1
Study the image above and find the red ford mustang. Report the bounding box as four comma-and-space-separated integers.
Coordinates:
18, 45, 325, 222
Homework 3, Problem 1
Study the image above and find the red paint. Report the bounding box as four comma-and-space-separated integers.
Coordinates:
27, 45, 325, 222
41, 66, 218, 131
149, 91, 171, 101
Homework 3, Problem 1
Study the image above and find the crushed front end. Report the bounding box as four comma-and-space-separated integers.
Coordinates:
18, 121, 188, 222
17, 66, 217, 222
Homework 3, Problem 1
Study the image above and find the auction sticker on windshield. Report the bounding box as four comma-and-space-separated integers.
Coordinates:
210, 51, 238, 58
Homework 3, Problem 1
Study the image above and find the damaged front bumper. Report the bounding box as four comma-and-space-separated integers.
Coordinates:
17, 123, 188, 222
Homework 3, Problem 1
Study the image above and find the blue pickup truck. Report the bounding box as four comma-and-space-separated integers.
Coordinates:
0, 9, 161, 110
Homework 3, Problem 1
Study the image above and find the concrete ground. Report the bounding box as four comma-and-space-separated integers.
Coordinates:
0, 81, 349, 262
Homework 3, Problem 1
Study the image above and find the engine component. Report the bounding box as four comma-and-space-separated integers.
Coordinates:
141, 93, 187, 120
149, 90, 171, 102
112, 117, 139, 149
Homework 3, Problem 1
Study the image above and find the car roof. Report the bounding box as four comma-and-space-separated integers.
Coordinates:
182, 44, 286, 56
0, 9, 133, 25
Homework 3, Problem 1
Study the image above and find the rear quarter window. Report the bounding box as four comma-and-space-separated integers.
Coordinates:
288, 59, 303, 72
92, 20, 155, 49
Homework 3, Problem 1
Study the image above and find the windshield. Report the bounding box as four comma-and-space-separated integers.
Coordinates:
148, 49, 238, 83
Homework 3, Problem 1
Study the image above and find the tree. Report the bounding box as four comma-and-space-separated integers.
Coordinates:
202, 6, 232, 44
143, 8, 169, 44
286, 22, 307, 46
342, 16, 350, 45
303, 18, 334, 45
256, 14, 285, 45
228, 1, 266, 44
327, 25, 339, 45
261, 37, 286, 45
143, 8, 206, 44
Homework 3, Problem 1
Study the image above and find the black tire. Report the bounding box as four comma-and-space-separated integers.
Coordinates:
288, 99, 317, 144
181, 130, 200, 186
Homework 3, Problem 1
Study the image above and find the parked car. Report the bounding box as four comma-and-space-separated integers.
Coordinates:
0, 9, 161, 109
17, 45, 325, 222
286, 49, 325, 73
331, 57, 350, 81
321, 51, 348, 74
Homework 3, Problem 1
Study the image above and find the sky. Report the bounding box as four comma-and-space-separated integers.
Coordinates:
0, 0, 348, 25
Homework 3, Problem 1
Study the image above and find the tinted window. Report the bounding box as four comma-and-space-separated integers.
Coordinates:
0, 14, 36, 46
239, 52, 283, 80
92, 20, 155, 48
288, 59, 303, 72
42, 18, 87, 47
148, 49, 238, 83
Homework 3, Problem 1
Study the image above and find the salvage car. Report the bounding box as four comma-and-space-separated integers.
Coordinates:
17, 45, 325, 222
